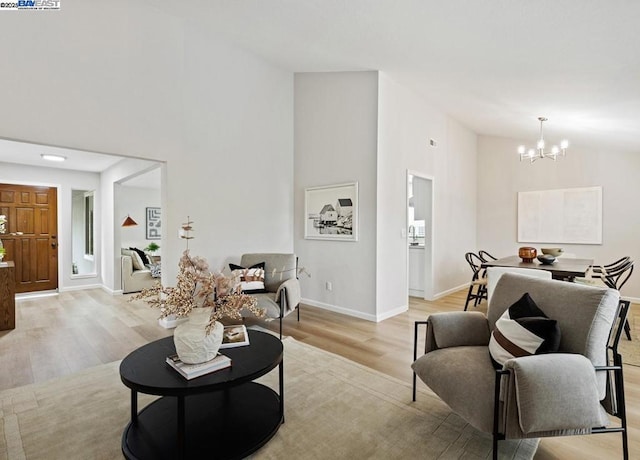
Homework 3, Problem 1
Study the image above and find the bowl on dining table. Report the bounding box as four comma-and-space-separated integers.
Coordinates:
537, 254, 556, 265
541, 247, 564, 257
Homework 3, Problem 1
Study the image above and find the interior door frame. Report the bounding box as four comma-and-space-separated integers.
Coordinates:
407, 170, 434, 301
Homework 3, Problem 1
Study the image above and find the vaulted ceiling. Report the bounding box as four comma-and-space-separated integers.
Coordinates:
2, 0, 639, 166
152, 0, 640, 153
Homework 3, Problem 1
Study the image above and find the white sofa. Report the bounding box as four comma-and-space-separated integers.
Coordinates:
121, 249, 157, 293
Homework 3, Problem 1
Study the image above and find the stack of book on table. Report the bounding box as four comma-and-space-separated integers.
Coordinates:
166, 353, 231, 380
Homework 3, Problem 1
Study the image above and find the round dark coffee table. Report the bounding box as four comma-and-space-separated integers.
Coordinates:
120, 330, 284, 460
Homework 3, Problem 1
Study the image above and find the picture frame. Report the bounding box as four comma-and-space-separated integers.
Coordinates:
146, 207, 161, 240
305, 182, 358, 241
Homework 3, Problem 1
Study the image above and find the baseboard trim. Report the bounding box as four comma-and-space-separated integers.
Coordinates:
622, 295, 640, 304
432, 282, 468, 300
409, 289, 424, 298
376, 304, 408, 322
102, 285, 122, 296
301, 298, 378, 322
301, 298, 408, 323
58, 284, 103, 293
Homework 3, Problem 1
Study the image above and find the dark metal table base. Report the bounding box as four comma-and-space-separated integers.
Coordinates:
122, 382, 282, 460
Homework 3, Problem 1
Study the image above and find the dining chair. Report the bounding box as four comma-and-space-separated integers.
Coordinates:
601, 260, 634, 341
464, 252, 487, 310
580, 258, 635, 340
591, 257, 631, 277
577, 257, 630, 286
478, 250, 498, 263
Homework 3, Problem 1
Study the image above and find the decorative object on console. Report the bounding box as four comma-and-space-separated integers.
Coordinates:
537, 254, 556, 265
518, 247, 537, 263
0, 247, 5, 262
130, 218, 266, 363
518, 116, 569, 163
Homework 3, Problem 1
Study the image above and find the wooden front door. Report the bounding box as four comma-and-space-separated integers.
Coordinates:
0, 184, 58, 293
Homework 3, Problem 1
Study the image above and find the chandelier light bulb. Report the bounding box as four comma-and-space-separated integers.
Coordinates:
518, 117, 569, 163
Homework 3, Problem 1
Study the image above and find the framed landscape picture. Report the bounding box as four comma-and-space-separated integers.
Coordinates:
305, 182, 358, 241
146, 207, 161, 240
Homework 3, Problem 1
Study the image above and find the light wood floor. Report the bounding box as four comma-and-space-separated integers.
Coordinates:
1, 288, 637, 459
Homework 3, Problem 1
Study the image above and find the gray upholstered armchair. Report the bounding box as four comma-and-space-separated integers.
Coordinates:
240, 253, 301, 338
412, 273, 630, 459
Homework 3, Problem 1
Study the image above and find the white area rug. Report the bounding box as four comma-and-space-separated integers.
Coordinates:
0, 338, 537, 459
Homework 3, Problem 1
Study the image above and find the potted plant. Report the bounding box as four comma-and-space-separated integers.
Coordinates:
145, 242, 160, 253
0, 247, 5, 262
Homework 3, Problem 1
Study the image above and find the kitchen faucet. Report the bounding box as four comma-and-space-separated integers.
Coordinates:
408, 225, 417, 243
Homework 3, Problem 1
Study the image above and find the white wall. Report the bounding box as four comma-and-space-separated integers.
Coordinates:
0, 162, 101, 290
117, 186, 161, 251
377, 74, 478, 312
0, 1, 294, 294
294, 72, 478, 321
478, 135, 640, 300
294, 72, 379, 320
174, 29, 294, 276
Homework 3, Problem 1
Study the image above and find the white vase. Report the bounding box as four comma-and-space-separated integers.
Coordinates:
173, 308, 224, 364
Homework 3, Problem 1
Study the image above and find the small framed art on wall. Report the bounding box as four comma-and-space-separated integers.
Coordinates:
146, 207, 161, 240
304, 182, 358, 241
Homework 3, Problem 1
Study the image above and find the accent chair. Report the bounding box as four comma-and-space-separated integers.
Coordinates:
412, 273, 630, 459
239, 253, 301, 339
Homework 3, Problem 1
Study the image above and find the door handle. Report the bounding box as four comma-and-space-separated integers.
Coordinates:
51, 242, 57, 249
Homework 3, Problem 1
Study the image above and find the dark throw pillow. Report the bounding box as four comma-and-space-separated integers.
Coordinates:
229, 262, 266, 294
488, 293, 561, 368
130, 247, 150, 266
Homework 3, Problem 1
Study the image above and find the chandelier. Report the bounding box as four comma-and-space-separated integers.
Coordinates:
518, 117, 569, 162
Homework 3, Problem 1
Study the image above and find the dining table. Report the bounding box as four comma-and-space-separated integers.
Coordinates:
481, 255, 594, 281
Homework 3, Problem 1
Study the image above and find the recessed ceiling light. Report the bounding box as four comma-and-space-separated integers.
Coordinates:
41, 154, 67, 162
